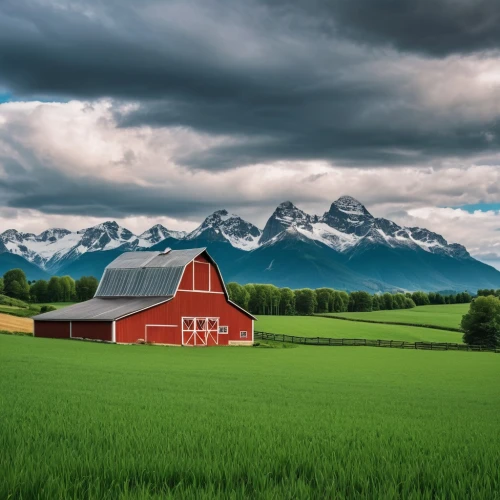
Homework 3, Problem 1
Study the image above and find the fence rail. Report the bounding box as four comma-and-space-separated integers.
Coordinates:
254, 331, 500, 353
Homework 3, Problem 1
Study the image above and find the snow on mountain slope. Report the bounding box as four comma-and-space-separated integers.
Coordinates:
187, 210, 262, 250
0, 221, 185, 271
258, 196, 471, 258
0, 195, 475, 276
139, 224, 187, 244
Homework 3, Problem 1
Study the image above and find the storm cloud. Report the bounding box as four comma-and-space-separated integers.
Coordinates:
1, 0, 500, 169
0, 0, 499, 267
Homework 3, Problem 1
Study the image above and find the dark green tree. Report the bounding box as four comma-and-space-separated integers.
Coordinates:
279, 288, 295, 315
294, 289, 317, 315
315, 288, 331, 313
348, 291, 373, 312
382, 293, 393, 310
461, 296, 500, 347
227, 282, 250, 310
3, 269, 29, 300
30, 280, 49, 303
75, 276, 99, 301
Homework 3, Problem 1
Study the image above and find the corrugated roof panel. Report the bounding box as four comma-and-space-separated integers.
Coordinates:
106, 251, 159, 269
105, 248, 205, 270
144, 248, 204, 268
95, 267, 184, 297
33, 297, 172, 321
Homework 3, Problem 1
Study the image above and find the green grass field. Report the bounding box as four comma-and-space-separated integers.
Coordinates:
257, 315, 463, 343
0, 305, 38, 318
0, 302, 77, 319
321, 304, 469, 330
37, 301, 77, 310
1, 335, 499, 499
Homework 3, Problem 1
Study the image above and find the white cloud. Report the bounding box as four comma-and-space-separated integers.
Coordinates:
0, 99, 499, 270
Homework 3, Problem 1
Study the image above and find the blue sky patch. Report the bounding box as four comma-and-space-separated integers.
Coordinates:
453, 203, 500, 213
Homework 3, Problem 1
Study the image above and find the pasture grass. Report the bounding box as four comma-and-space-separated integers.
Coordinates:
1, 335, 499, 499
322, 303, 469, 330
256, 315, 463, 343
37, 301, 78, 309
0, 305, 38, 318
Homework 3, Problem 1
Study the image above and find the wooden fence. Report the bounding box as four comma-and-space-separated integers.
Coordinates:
254, 331, 500, 353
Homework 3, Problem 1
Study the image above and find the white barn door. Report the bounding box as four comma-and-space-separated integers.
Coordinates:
182, 317, 219, 346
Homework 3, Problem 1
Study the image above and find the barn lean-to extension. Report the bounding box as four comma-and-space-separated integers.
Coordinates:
33, 248, 255, 346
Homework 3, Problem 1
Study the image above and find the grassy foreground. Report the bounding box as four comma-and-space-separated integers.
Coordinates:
257, 315, 463, 343
2, 335, 499, 499
322, 304, 468, 330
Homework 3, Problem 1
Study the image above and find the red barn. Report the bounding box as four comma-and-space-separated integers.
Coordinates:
33, 248, 255, 346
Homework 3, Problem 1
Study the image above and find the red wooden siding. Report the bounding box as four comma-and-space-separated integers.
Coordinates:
194, 261, 210, 290
34, 321, 70, 339
116, 292, 252, 345
209, 264, 224, 292
146, 325, 181, 344
71, 321, 112, 341
178, 261, 194, 290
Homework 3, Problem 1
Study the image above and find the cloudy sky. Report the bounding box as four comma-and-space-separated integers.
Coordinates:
0, 0, 499, 268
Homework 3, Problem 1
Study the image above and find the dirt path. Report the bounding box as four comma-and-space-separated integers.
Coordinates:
0, 313, 33, 333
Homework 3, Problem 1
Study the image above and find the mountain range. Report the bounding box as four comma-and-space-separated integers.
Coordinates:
1, 196, 499, 292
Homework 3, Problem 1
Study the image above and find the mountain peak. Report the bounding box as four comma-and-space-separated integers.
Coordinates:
259, 201, 313, 245
186, 210, 261, 249
98, 220, 120, 230
278, 200, 296, 209
332, 195, 371, 216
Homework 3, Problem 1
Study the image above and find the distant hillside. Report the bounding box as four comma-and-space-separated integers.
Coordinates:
0, 253, 50, 281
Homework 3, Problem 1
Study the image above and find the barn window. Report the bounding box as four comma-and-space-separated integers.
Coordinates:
240, 331, 247, 338
219, 326, 228, 334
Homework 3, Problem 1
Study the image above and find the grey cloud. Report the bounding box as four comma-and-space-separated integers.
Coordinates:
274, 0, 500, 56
1, 0, 500, 173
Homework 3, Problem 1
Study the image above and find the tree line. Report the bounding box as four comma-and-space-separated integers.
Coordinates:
227, 283, 473, 315
477, 289, 500, 298
0, 269, 99, 303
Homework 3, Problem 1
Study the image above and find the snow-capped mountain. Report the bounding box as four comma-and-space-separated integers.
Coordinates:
139, 224, 187, 244
258, 196, 468, 259
186, 210, 262, 250
0, 196, 498, 292
0, 221, 186, 272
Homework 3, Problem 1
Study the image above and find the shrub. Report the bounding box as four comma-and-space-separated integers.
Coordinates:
40, 305, 57, 313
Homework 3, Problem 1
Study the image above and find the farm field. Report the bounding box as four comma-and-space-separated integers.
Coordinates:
322, 303, 469, 330
1, 335, 499, 499
257, 315, 463, 343
0, 312, 33, 333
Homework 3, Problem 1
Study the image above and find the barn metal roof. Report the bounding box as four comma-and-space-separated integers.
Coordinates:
95, 248, 205, 297
33, 297, 172, 321
106, 248, 204, 269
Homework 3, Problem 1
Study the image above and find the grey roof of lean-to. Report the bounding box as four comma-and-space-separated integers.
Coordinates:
32, 296, 172, 321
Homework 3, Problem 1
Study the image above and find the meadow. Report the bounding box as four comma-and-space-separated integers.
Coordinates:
256, 314, 463, 343
1, 335, 499, 499
322, 303, 468, 330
